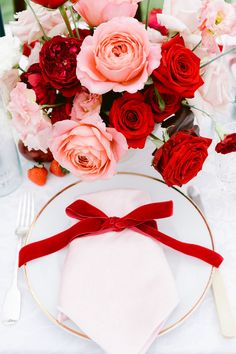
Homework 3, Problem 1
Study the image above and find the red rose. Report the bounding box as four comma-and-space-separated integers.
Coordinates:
109, 92, 155, 149
51, 101, 73, 124
31, 0, 66, 8
153, 130, 212, 186
144, 85, 182, 122
21, 63, 56, 105
215, 133, 236, 154
148, 9, 168, 36
72, 28, 92, 40
152, 35, 204, 98
39, 36, 81, 97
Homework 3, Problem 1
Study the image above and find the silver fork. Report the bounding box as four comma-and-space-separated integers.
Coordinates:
2, 193, 34, 325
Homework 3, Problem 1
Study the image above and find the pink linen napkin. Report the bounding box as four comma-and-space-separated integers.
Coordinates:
58, 189, 179, 354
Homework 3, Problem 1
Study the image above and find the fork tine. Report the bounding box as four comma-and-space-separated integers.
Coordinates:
26, 193, 34, 226
30, 194, 35, 224
16, 194, 26, 228
23, 193, 30, 228
24, 193, 30, 227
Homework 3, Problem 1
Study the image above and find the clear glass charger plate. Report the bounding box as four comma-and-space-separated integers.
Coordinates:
24, 172, 215, 339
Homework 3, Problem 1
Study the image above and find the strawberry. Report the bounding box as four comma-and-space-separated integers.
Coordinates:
50, 160, 69, 177
28, 165, 48, 186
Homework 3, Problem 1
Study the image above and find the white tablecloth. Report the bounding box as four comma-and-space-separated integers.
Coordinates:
1, 140, 236, 354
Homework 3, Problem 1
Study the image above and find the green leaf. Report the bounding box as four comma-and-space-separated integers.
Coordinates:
154, 87, 166, 112
60, 165, 70, 175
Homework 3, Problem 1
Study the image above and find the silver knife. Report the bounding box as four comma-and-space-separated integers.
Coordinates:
187, 186, 236, 338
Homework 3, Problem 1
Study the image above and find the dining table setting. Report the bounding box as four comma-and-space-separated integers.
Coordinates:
1, 138, 236, 354
1, 1, 236, 354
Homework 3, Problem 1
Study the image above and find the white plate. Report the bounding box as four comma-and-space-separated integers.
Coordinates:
24, 172, 214, 338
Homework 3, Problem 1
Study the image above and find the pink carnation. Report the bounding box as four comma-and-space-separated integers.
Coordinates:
76, 17, 161, 94
199, 0, 236, 53
8, 82, 52, 152
10, 3, 67, 44
71, 87, 102, 121
49, 117, 128, 180
73, 0, 140, 27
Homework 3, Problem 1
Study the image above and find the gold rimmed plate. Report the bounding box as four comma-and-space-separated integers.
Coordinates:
24, 172, 214, 339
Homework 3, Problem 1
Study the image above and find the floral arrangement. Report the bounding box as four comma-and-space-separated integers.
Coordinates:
1, 0, 236, 186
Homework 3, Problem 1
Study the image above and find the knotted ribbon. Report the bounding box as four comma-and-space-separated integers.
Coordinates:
19, 199, 223, 268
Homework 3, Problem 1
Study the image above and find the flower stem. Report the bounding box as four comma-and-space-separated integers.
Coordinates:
59, 5, 74, 38
200, 46, 236, 68
145, 0, 151, 30
182, 100, 212, 118
192, 40, 202, 52
215, 123, 226, 140
24, 0, 49, 40
41, 103, 64, 109
150, 133, 161, 140
149, 133, 164, 148
15, 64, 25, 73
69, 5, 80, 39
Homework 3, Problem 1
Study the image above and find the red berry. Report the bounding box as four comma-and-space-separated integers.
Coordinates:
50, 160, 68, 177
28, 165, 48, 186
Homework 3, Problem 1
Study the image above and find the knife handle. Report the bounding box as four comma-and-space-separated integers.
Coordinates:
212, 269, 236, 338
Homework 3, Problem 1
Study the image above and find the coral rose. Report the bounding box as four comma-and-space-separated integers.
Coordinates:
76, 17, 161, 94
49, 117, 128, 180
152, 130, 212, 186
8, 83, 52, 152
73, 0, 141, 27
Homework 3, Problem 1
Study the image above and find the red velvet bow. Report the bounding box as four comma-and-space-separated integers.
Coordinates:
19, 199, 223, 268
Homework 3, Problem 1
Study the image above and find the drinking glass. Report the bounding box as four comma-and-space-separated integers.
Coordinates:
0, 104, 22, 197
215, 121, 236, 221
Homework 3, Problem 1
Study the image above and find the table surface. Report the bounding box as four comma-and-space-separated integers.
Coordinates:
1, 139, 236, 354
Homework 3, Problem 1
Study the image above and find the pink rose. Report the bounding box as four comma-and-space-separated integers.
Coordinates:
10, 3, 67, 43
71, 87, 102, 121
76, 17, 161, 94
49, 117, 128, 180
73, 0, 140, 27
8, 83, 52, 152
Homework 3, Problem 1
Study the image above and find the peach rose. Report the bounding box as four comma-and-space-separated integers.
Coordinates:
73, 0, 140, 27
8, 83, 52, 152
76, 17, 161, 94
71, 87, 102, 121
49, 117, 128, 180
